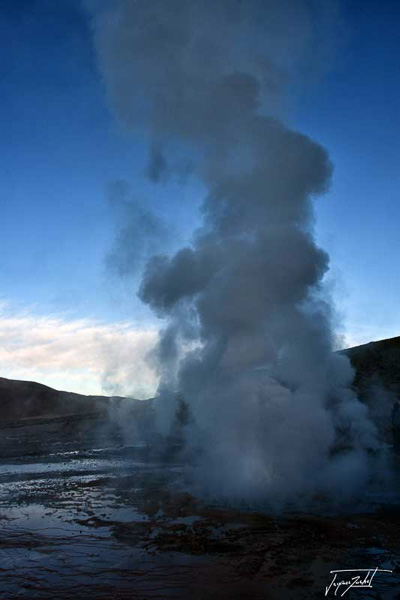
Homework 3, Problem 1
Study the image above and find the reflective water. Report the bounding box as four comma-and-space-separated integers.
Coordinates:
0, 445, 399, 599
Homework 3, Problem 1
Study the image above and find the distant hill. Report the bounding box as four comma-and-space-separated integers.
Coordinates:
342, 336, 400, 440
343, 336, 400, 399
0, 377, 156, 457
0, 377, 143, 421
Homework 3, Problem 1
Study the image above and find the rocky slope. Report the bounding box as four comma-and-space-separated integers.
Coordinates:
344, 336, 400, 399
0, 376, 117, 420
0, 377, 155, 457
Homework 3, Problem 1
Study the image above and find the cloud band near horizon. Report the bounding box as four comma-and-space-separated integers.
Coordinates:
0, 305, 159, 398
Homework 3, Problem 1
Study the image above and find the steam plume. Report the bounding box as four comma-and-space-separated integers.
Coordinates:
89, 0, 378, 505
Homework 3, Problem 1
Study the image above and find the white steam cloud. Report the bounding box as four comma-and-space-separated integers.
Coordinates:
88, 0, 378, 506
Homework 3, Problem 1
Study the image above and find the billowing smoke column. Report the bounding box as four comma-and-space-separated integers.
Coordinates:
89, 0, 378, 505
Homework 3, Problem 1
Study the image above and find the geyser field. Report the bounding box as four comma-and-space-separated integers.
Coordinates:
2, 0, 400, 598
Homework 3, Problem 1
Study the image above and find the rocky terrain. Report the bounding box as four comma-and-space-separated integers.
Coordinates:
344, 336, 400, 440
0, 376, 134, 420
0, 377, 155, 458
345, 336, 400, 397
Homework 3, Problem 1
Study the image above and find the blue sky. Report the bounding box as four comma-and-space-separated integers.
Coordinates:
1, 0, 399, 393
297, 0, 400, 346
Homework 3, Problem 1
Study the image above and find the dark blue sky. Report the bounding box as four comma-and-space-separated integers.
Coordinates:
1, 0, 400, 354
296, 0, 400, 344
1, 0, 203, 328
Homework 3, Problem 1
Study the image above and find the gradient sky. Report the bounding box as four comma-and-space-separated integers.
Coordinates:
1, 0, 399, 394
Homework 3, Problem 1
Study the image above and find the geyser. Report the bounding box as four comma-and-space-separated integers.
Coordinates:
89, 0, 378, 505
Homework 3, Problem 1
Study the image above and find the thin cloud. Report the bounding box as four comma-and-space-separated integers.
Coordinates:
0, 308, 158, 398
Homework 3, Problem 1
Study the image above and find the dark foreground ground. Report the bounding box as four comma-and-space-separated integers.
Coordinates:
0, 415, 400, 600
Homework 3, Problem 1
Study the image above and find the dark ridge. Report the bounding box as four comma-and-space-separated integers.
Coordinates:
342, 336, 400, 399
0, 376, 151, 421
0, 377, 156, 458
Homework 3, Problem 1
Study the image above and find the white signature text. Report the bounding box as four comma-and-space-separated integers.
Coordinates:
325, 568, 393, 596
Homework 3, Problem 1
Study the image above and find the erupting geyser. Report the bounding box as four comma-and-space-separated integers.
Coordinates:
89, 0, 378, 505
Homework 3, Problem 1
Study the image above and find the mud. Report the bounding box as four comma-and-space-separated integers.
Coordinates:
0, 420, 400, 599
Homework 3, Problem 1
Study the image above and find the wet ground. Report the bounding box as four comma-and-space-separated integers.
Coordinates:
1, 433, 400, 598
